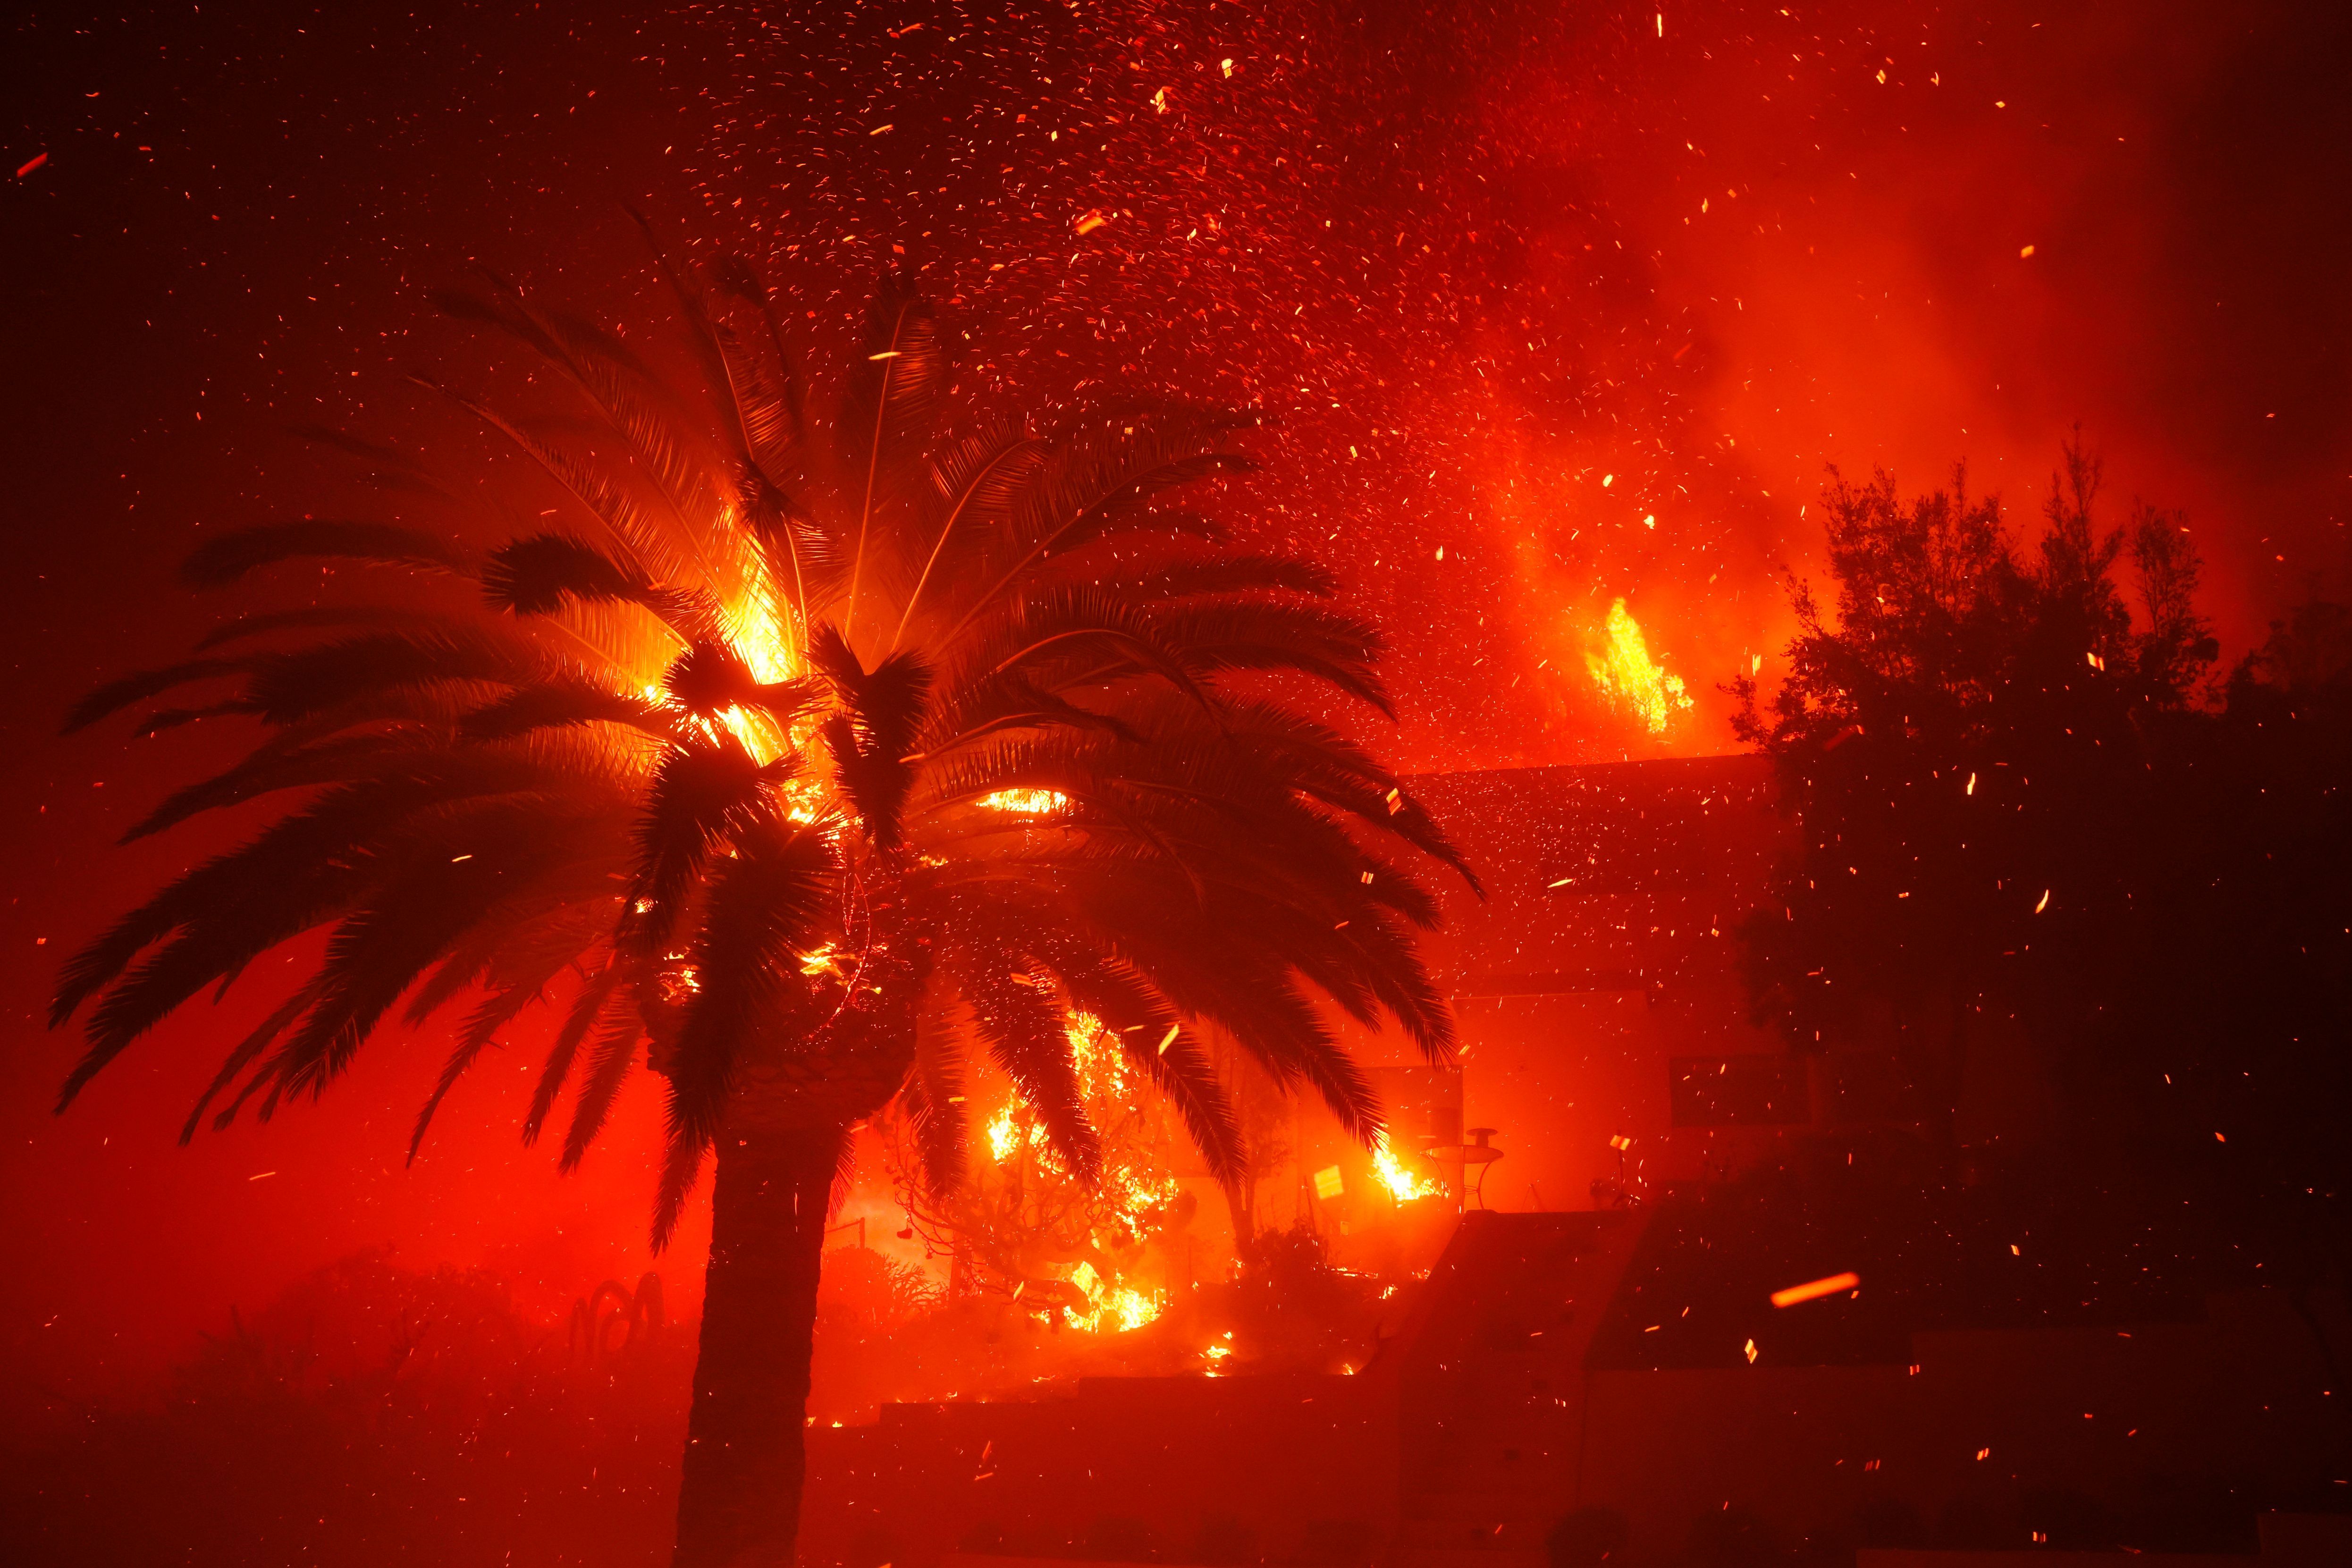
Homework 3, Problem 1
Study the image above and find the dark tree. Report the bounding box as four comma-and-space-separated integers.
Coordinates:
1738, 439, 2352, 1326
1730, 439, 2217, 1137
50, 237, 1472, 1564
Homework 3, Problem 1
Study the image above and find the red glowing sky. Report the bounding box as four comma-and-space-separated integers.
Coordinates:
3, 0, 2347, 1386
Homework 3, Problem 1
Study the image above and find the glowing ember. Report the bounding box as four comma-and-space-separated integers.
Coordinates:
1370, 1131, 1442, 1202
978, 788, 1070, 815
1770, 1271, 1862, 1308
1585, 598, 1692, 736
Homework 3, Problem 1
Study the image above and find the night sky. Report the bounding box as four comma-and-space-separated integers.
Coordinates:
6, 0, 2350, 1390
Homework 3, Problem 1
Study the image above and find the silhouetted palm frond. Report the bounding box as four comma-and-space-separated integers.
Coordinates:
181, 521, 473, 587
53, 253, 1471, 1255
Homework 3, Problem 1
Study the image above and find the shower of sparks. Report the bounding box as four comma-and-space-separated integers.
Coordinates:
679, 4, 1828, 772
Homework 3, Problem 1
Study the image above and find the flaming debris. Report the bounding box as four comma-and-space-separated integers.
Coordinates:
1585, 598, 1692, 736
1770, 1271, 1862, 1308
977, 788, 1070, 815
1370, 1131, 1442, 1203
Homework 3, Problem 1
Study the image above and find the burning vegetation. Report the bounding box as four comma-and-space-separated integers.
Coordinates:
888, 1012, 1182, 1337
1585, 598, 1694, 738
15, 2, 2352, 1565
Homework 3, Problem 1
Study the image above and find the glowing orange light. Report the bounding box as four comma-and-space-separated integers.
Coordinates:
985, 1104, 1018, 1163
978, 788, 1070, 815
969, 1010, 1177, 1336
1370, 1131, 1442, 1202
1770, 1271, 1861, 1308
1585, 598, 1691, 735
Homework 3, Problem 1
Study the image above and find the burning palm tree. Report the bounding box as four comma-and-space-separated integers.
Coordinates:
50, 227, 1473, 1564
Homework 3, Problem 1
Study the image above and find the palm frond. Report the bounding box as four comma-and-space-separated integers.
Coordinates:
624, 736, 798, 952
460, 678, 677, 743
809, 623, 932, 848
62, 658, 244, 735
194, 606, 447, 652
890, 426, 1047, 649
560, 997, 648, 1172
242, 625, 552, 726
181, 521, 472, 588
839, 285, 946, 641
122, 730, 426, 843
1145, 599, 1395, 716
179, 982, 320, 1145
705, 249, 807, 464
525, 959, 625, 1146
944, 943, 1101, 1186
1051, 950, 1244, 1189
658, 641, 810, 719
896, 998, 968, 1197
483, 532, 650, 613
407, 953, 572, 1162
649, 816, 833, 1238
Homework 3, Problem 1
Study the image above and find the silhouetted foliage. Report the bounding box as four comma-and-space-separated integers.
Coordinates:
1731, 439, 2220, 1136
1737, 439, 2352, 1302
50, 233, 1468, 1563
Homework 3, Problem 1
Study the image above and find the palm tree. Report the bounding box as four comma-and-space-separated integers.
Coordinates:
51, 226, 1474, 1565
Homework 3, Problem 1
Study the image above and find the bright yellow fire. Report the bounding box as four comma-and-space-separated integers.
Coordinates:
1063, 1262, 1166, 1333
1371, 1131, 1443, 1202
972, 1010, 1178, 1335
1108, 1287, 1162, 1332
1585, 598, 1691, 735
978, 788, 1070, 815
986, 1104, 1019, 1163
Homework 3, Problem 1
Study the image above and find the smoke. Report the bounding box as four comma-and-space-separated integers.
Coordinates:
5, 0, 2346, 1404
679, 0, 2352, 765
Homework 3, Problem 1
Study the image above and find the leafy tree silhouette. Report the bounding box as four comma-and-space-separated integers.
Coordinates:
1730, 437, 2217, 1138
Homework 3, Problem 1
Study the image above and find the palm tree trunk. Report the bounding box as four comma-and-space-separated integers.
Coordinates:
673, 1120, 845, 1568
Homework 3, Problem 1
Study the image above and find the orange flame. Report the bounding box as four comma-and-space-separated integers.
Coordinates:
1370, 1131, 1442, 1202
978, 788, 1070, 815
1585, 598, 1691, 735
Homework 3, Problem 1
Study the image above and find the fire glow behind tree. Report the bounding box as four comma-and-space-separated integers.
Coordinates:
6, 0, 2352, 1517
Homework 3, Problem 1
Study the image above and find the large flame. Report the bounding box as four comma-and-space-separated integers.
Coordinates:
970, 1011, 1175, 1334
1585, 598, 1692, 736
977, 788, 1071, 815
1370, 1130, 1443, 1203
